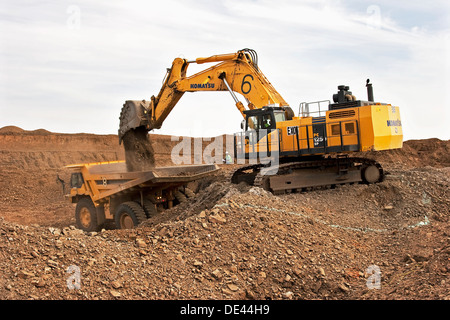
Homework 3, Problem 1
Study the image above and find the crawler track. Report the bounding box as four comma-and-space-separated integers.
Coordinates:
231, 157, 384, 194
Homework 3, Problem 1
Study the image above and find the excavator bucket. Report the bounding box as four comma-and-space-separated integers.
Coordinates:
118, 100, 151, 144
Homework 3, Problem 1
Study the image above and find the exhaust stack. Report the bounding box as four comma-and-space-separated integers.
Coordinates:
366, 79, 374, 102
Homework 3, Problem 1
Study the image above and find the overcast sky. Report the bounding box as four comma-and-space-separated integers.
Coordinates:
0, 0, 449, 140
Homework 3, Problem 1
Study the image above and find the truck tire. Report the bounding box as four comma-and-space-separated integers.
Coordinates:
184, 187, 196, 198
284, 106, 295, 120
174, 190, 187, 203
135, 199, 158, 218
115, 201, 147, 229
143, 199, 158, 218
75, 198, 99, 232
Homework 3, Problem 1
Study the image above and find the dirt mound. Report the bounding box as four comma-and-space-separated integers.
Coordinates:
142, 172, 250, 228
29, 128, 52, 135
405, 139, 450, 167
0, 125, 25, 133
0, 126, 53, 135
360, 138, 450, 169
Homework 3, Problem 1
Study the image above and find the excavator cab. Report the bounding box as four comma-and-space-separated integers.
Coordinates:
234, 106, 287, 160
243, 106, 286, 131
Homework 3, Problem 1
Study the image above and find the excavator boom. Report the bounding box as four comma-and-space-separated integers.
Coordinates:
118, 49, 290, 142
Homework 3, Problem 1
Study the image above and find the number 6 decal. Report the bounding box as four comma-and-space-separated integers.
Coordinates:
241, 74, 253, 94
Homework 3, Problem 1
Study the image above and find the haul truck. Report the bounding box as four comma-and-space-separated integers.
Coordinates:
67, 161, 219, 231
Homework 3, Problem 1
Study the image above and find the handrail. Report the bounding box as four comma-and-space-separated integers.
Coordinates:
299, 100, 330, 117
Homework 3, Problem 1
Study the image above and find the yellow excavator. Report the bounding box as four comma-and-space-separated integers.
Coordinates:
119, 48, 403, 194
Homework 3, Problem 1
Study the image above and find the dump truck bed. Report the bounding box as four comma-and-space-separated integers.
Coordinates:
67, 161, 219, 202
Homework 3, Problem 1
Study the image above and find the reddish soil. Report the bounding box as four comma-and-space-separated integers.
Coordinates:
0, 126, 448, 300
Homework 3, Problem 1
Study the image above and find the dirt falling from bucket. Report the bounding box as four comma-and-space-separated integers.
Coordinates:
122, 127, 156, 172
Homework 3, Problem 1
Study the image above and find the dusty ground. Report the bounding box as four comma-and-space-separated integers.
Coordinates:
0, 126, 448, 300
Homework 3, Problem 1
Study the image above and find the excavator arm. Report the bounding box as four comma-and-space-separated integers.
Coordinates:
119, 49, 291, 142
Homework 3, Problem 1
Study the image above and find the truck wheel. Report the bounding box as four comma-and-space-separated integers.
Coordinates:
284, 106, 295, 120
135, 199, 158, 218
184, 187, 196, 198
174, 190, 187, 203
115, 201, 147, 229
75, 198, 99, 232
143, 199, 158, 218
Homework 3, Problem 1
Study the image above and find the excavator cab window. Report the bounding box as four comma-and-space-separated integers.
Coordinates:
247, 115, 259, 130
274, 111, 285, 124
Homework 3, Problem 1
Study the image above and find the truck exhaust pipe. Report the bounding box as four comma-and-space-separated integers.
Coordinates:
366, 79, 374, 102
